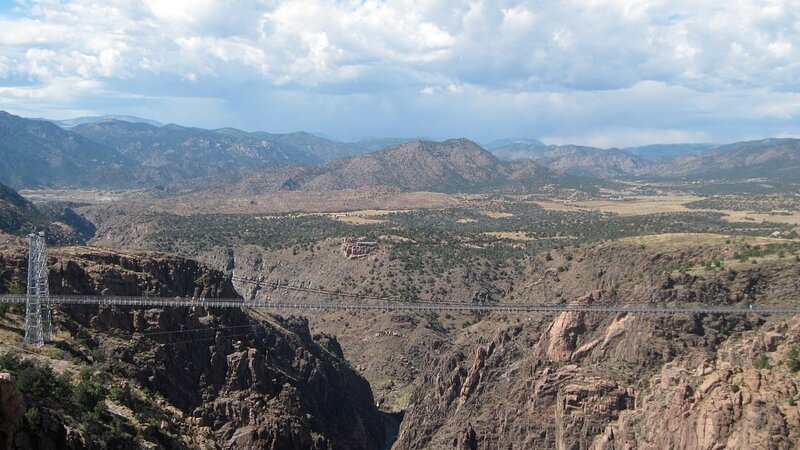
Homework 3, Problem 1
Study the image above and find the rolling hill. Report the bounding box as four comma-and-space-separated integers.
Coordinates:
48, 114, 163, 129
0, 181, 44, 234
624, 143, 714, 161
247, 130, 370, 161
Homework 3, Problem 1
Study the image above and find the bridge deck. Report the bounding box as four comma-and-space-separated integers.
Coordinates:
1, 295, 798, 315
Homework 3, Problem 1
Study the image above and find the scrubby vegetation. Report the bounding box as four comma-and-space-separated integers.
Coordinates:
0, 351, 163, 448
788, 348, 800, 373
686, 195, 800, 213
150, 212, 361, 252
141, 200, 797, 305
0, 353, 72, 401
733, 242, 800, 262
0, 353, 134, 448
149, 204, 783, 256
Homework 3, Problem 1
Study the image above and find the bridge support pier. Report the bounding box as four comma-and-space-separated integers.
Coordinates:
24, 232, 51, 346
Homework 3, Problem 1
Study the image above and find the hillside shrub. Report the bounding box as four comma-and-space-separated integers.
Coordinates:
74, 369, 107, 410
755, 354, 770, 370
0, 353, 72, 401
787, 348, 800, 373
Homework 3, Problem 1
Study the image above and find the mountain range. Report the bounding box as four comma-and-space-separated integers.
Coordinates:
488, 142, 650, 178
71, 120, 321, 184
486, 137, 800, 181
1, 110, 799, 192
661, 138, 800, 180
0, 111, 134, 188
228, 138, 578, 194
0, 112, 359, 188
47, 114, 163, 129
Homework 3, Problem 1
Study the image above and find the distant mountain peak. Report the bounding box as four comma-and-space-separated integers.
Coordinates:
48, 114, 163, 129
484, 137, 546, 150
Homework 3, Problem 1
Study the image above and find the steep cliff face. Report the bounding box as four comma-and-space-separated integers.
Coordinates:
393, 308, 799, 450
73, 307, 383, 450
0, 245, 384, 450
593, 318, 800, 450
394, 315, 638, 450
50, 247, 238, 298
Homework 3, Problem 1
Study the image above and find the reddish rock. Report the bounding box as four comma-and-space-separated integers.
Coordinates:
340, 239, 378, 259
459, 342, 495, 407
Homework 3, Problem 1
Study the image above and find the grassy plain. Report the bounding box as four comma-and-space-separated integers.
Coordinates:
479, 211, 515, 219
482, 231, 533, 241
535, 195, 800, 225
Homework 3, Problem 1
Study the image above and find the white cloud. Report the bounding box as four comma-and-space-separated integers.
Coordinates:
0, 75, 102, 100
0, 0, 797, 145
2, 0, 796, 89
545, 128, 711, 149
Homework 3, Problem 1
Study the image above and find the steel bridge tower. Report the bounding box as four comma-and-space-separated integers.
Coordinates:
24, 232, 51, 345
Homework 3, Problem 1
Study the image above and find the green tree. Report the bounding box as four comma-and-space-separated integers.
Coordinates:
74, 370, 107, 411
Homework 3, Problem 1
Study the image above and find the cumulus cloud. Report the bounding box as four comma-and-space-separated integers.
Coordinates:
0, 0, 798, 145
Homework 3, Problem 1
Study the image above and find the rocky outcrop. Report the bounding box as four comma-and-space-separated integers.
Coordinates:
545, 292, 597, 362
340, 240, 378, 260
62, 254, 384, 450
396, 329, 638, 450
556, 376, 633, 450
49, 247, 238, 298
101, 309, 383, 450
457, 423, 478, 450
458, 342, 495, 408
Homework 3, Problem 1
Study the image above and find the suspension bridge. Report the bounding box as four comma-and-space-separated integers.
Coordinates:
8, 233, 800, 345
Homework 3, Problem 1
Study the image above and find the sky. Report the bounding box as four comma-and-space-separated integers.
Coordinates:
0, 0, 799, 147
